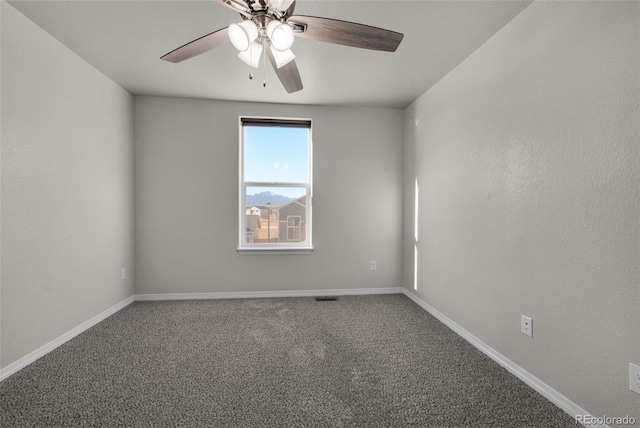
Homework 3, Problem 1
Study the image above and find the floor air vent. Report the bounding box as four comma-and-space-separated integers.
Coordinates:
315, 296, 338, 302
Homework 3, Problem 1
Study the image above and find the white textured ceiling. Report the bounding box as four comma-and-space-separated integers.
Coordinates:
7, 0, 532, 108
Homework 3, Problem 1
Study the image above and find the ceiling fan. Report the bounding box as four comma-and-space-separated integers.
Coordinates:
160, 0, 404, 93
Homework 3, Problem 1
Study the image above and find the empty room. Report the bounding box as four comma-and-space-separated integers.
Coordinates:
1, 0, 638, 426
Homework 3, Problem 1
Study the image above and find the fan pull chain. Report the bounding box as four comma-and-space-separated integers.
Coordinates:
262, 38, 267, 87
249, 42, 254, 80
248, 42, 254, 80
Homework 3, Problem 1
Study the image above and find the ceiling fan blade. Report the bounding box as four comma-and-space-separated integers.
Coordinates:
284, 0, 296, 17
287, 15, 403, 52
265, 44, 303, 93
268, 0, 295, 13
161, 27, 229, 63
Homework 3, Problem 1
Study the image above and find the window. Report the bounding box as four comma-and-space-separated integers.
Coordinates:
287, 216, 302, 241
239, 117, 312, 253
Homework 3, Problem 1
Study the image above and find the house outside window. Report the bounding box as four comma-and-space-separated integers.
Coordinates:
239, 117, 312, 254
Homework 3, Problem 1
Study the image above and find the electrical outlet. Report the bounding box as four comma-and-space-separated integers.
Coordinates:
121, 267, 127, 280
369, 260, 377, 271
521, 315, 533, 338
630, 363, 640, 394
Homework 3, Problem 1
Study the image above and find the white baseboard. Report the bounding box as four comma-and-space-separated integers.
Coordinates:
399, 288, 604, 428
135, 287, 404, 301
0, 295, 135, 382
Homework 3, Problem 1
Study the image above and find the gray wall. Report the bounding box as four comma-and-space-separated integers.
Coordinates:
402, 0, 639, 420
3, 0, 637, 420
1, 2, 134, 369
134, 96, 403, 294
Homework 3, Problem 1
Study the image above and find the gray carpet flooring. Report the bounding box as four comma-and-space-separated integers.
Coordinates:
1, 294, 576, 427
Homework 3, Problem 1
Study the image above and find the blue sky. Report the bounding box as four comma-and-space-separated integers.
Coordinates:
243, 126, 309, 187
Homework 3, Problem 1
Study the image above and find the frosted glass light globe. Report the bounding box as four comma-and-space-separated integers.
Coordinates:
266, 21, 294, 52
238, 42, 263, 68
228, 21, 259, 52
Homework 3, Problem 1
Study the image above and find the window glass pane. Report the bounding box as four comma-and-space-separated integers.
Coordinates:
288, 217, 300, 227
240, 118, 311, 250
286, 216, 302, 242
244, 186, 306, 245
243, 126, 309, 183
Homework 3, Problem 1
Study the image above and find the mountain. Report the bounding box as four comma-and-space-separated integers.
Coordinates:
246, 191, 294, 207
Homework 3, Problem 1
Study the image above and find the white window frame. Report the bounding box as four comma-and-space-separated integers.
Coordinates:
238, 117, 313, 254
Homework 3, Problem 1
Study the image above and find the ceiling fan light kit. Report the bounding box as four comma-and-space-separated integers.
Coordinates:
237, 42, 264, 68
228, 20, 259, 51
160, 0, 404, 93
231, 19, 295, 70
270, 48, 296, 69
266, 20, 295, 51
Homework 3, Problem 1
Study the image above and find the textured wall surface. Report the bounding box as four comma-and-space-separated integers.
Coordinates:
403, 0, 639, 421
1, 3, 134, 368
134, 96, 403, 294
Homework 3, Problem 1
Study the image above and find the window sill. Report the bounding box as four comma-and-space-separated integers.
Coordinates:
237, 247, 313, 255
